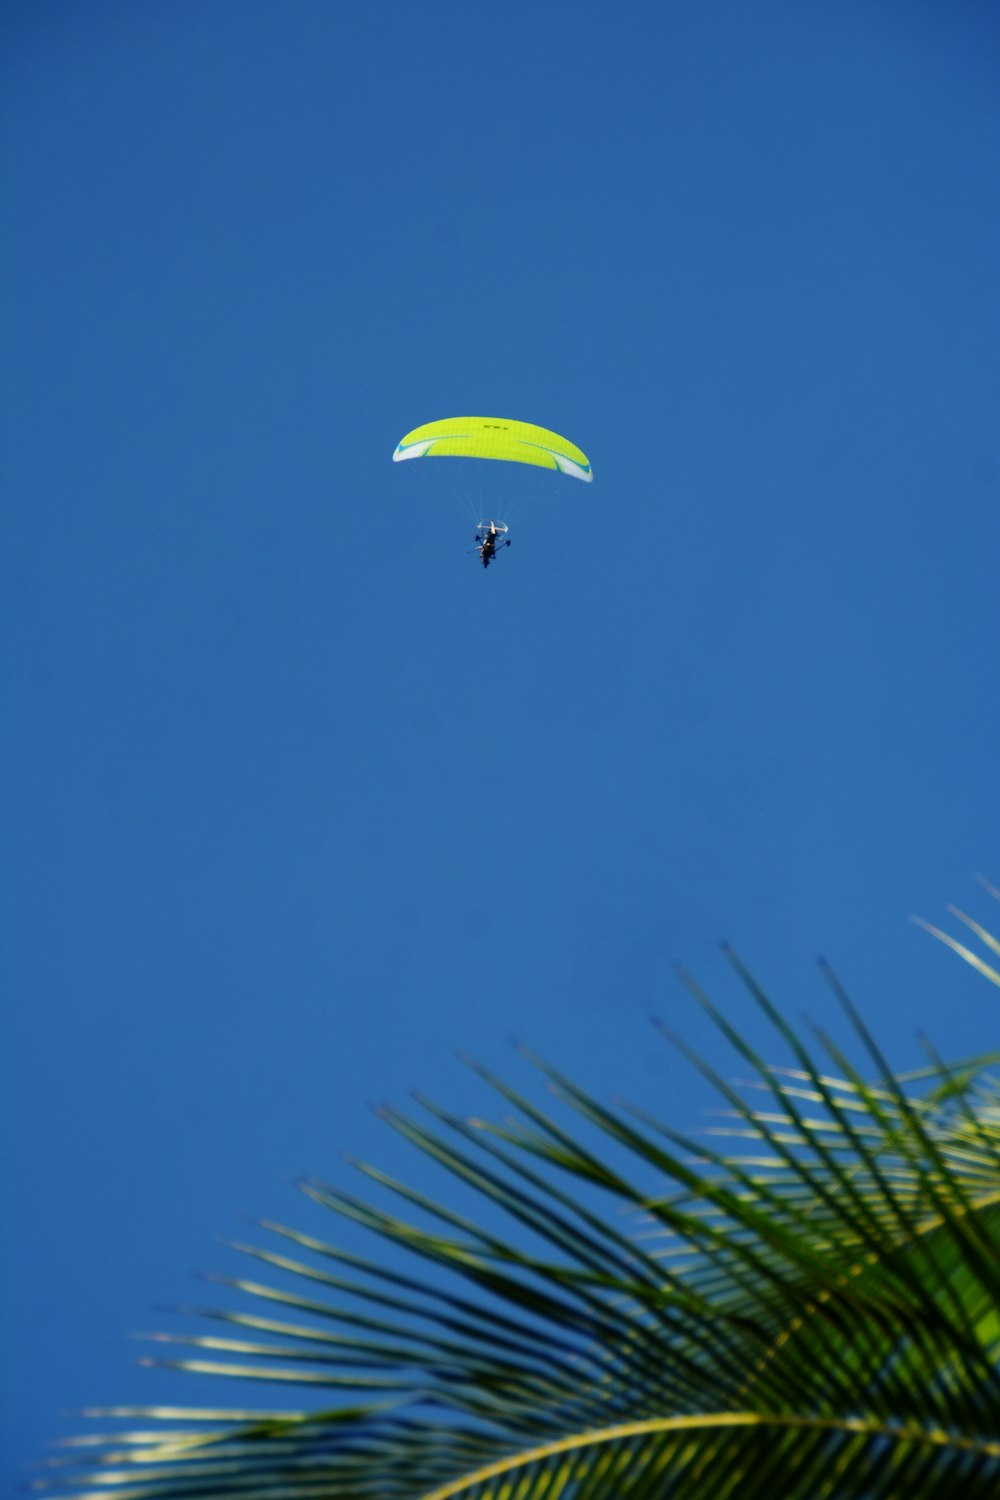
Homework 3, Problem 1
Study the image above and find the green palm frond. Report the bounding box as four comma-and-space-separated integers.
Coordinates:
911, 877, 1000, 991
41, 918, 1000, 1499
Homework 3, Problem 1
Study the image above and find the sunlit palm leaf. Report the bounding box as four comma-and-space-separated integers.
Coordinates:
41, 913, 1000, 1498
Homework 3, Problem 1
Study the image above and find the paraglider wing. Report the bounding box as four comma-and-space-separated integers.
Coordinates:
393, 417, 592, 482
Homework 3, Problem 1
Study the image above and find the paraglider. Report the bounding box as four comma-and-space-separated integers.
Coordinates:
392, 417, 591, 569
474, 520, 510, 569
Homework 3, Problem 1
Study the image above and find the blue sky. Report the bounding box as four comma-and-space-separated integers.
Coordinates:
3, 0, 999, 1483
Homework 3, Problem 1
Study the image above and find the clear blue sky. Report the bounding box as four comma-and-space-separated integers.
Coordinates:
2, 0, 999, 1483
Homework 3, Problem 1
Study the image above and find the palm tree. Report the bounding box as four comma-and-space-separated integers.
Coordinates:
45, 898, 1000, 1498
